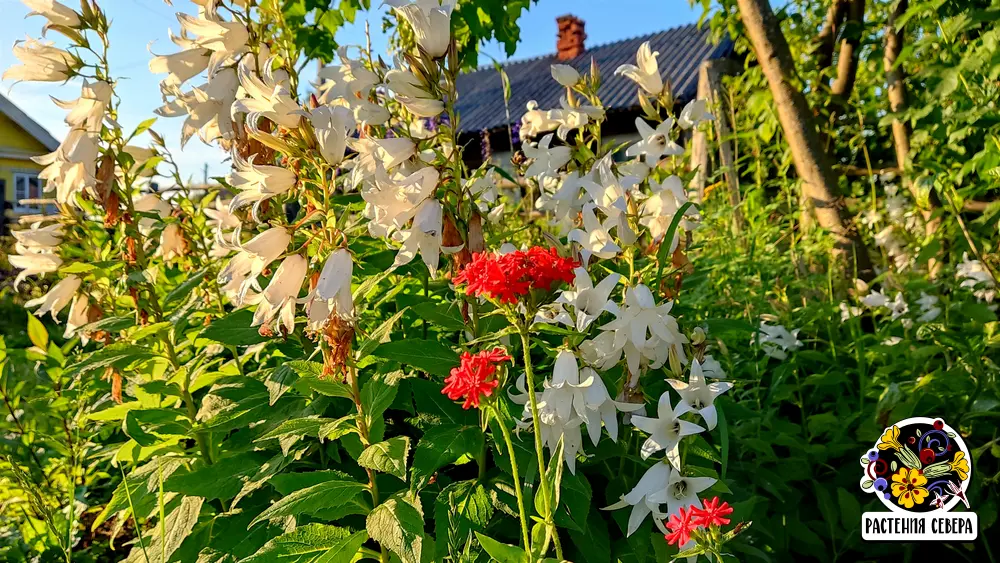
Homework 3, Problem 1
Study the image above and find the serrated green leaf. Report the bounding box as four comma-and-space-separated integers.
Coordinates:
124, 496, 203, 563
366, 494, 423, 563
201, 309, 268, 346
411, 424, 483, 489
65, 343, 159, 378
358, 437, 410, 481
255, 415, 333, 443
249, 479, 366, 528
163, 269, 207, 308
239, 523, 354, 563
314, 530, 368, 563
164, 453, 267, 501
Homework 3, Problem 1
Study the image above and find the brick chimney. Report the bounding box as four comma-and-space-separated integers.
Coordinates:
556, 15, 586, 61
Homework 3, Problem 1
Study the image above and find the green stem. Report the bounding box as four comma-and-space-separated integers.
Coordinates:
164, 336, 213, 465
347, 365, 388, 563
119, 465, 151, 563
491, 405, 531, 552
517, 325, 562, 559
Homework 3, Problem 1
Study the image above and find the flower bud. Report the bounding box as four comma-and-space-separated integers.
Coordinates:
691, 326, 706, 345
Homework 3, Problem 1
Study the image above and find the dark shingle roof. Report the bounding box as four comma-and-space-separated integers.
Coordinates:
454, 23, 733, 133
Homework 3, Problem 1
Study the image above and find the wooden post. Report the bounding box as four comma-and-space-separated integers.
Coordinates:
690, 59, 744, 232
690, 66, 711, 203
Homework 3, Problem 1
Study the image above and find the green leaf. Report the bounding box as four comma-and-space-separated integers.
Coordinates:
654, 200, 696, 283
358, 437, 410, 481
60, 262, 97, 274
411, 379, 477, 425
270, 470, 355, 495
92, 458, 186, 530
410, 301, 466, 331
201, 309, 268, 346
26, 314, 48, 350
129, 321, 172, 343
124, 496, 204, 563
255, 415, 333, 443
434, 480, 494, 557
838, 487, 862, 528
411, 424, 483, 489
314, 530, 368, 563
366, 494, 424, 563
249, 479, 366, 528
265, 365, 299, 406
65, 343, 159, 378
567, 507, 611, 563
370, 339, 455, 377
130, 117, 157, 140
240, 524, 355, 563
163, 269, 207, 308
122, 410, 158, 447
80, 315, 135, 334
474, 533, 527, 563
361, 373, 399, 430
319, 416, 360, 441
164, 453, 267, 501
290, 361, 354, 399
356, 307, 409, 359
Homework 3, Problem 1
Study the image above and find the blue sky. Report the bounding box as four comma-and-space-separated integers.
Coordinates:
0, 0, 702, 180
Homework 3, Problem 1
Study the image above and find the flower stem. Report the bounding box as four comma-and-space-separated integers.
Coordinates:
347, 364, 389, 563
164, 336, 213, 465
491, 405, 531, 552
517, 324, 562, 559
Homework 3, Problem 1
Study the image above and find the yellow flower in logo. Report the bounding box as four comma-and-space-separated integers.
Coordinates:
949, 451, 969, 481
878, 425, 903, 451
890, 467, 928, 509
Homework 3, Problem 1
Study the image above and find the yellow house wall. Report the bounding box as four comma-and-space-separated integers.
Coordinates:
0, 112, 52, 225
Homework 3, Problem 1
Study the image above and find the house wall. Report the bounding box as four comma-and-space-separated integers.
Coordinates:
0, 112, 50, 231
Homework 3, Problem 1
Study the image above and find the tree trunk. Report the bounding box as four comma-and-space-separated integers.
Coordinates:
815, 0, 847, 74
883, 0, 942, 275
829, 0, 865, 104
735, 0, 873, 280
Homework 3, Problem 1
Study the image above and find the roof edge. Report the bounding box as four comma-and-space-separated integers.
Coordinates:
0, 92, 59, 152
462, 21, 705, 75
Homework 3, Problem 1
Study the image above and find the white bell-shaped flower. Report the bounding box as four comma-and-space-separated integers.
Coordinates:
250, 254, 307, 336
630, 392, 704, 467
602, 460, 671, 536
614, 41, 663, 96
25, 275, 81, 320
386, 0, 456, 59
647, 469, 717, 519
667, 359, 732, 430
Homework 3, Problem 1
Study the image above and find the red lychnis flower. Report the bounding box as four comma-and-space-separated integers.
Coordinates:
664, 505, 702, 547
453, 247, 577, 304
441, 348, 512, 409
691, 496, 733, 528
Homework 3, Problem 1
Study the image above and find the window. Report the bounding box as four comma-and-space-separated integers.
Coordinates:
14, 173, 42, 213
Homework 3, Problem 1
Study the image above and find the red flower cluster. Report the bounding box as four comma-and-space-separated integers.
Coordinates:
453, 247, 578, 304
441, 348, 512, 409
693, 496, 733, 527
664, 497, 734, 547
